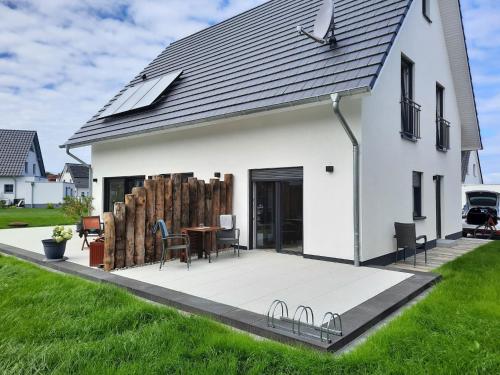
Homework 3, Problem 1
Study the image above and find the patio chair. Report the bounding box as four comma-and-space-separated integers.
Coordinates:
394, 222, 427, 267
152, 219, 191, 270
216, 215, 240, 257
81, 216, 103, 250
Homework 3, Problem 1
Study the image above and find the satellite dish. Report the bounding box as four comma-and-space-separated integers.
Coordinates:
297, 0, 336, 45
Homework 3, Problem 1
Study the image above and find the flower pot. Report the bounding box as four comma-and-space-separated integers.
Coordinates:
42, 239, 67, 261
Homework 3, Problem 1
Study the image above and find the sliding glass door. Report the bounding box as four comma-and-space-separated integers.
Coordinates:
252, 168, 303, 253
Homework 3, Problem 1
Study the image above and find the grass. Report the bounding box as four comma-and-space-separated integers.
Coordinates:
0, 208, 74, 229
0, 243, 499, 374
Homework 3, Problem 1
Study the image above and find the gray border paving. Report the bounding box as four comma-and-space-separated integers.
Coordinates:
0, 243, 440, 352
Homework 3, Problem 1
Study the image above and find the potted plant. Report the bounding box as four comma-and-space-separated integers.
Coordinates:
42, 226, 73, 261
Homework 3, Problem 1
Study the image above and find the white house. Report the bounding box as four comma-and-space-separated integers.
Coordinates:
461, 150, 483, 185
63, 0, 482, 265
0, 129, 74, 207
59, 163, 90, 197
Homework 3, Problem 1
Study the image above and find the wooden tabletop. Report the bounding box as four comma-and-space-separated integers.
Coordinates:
182, 226, 221, 233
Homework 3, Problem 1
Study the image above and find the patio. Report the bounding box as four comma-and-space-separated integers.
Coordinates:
0, 225, 439, 351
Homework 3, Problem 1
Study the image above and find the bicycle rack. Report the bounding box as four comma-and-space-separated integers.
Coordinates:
266, 300, 342, 343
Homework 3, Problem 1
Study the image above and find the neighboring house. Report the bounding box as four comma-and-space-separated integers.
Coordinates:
0, 129, 74, 207
461, 150, 483, 185
0, 129, 46, 205
59, 163, 90, 197
64, 0, 482, 265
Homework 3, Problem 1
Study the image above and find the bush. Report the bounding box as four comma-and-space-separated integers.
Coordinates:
61, 196, 94, 220
0, 200, 6, 209
46, 203, 54, 209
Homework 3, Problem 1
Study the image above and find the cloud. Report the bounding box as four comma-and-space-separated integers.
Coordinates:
0, 0, 498, 183
0, 0, 265, 172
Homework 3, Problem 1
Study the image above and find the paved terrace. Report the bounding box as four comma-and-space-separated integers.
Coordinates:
0, 226, 450, 351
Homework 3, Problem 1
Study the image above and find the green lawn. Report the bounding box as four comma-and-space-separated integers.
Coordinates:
0, 243, 499, 374
0, 208, 74, 229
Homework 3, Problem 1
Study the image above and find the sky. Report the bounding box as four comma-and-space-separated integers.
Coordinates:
0, 0, 498, 181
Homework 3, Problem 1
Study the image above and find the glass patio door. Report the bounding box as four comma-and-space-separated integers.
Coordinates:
252, 168, 303, 253
255, 181, 276, 249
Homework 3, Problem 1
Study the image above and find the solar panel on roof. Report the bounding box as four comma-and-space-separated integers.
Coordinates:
99, 70, 183, 118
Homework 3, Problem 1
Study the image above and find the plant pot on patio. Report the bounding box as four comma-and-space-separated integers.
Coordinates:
42, 239, 67, 261
41, 226, 73, 262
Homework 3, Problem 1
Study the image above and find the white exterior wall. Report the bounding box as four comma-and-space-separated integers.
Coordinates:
24, 181, 75, 207
92, 100, 361, 260
463, 151, 482, 185
360, 0, 463, 261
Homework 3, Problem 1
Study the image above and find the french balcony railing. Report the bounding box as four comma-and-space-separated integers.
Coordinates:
436, 116, 451, 151
401, 97, 421, 141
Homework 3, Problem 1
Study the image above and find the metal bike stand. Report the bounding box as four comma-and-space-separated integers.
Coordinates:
266, 300, 342, 343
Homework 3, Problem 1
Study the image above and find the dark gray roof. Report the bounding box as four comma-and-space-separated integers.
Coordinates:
64, 163, 90, 188
66, 0, 412, 147
0, 129, 46, 177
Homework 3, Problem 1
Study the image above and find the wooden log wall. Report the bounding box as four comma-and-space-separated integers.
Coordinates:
103, 174, 233, 271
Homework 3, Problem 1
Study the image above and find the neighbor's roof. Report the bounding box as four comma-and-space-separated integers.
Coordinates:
65, 0, 413, 147
0, 129, 46, 177
63, 163, 90, 188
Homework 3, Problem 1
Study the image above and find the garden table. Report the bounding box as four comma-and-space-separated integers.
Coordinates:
181, 226, 221, 263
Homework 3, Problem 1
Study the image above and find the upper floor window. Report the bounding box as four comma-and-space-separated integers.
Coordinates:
423, 0, 431, 22
436, 83, 450, 151
24, 162, 28, 174
4, 184, 14, 193
33, 164, 36, 175
401, 56, 421, 140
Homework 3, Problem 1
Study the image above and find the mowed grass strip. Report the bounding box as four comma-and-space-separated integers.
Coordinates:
0, 208, 74, 229
0, 243, 499, 374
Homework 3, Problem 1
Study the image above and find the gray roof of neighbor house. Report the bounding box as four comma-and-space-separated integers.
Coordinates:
0, 129, 46, 177
65, 0, 413, 147
63, 163, 90, 188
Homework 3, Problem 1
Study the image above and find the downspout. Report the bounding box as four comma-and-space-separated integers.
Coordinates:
331, 93, 361, 267
65, 146, 92, 199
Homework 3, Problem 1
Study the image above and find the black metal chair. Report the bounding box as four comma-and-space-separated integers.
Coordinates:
152, 219, 191, 270
216, 215, 240, 257
394, 222, 427, 267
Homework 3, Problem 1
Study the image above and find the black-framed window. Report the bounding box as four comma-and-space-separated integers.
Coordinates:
401, 57, 413, 101
158, 172, 194, 183
104, 176, 145, 212
32, 164, 36, 175
4, 184, 14, 193
423, 0, 431, 21
24, 162, 28, 174
436, 84, 444, 118
413, 172, 423, 219
436, 83, 450, 151
401, 56, 421, 140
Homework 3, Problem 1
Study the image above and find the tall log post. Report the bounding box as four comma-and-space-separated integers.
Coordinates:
125, 194, 135, 267
197, 180, 205, 226
165, 178, 173, 233
205, 182, 212, 226
188, 177, 198, 227
113, 202, 126, 269
211, 178, 220, 227
220, 180, 227, 215
132, 187, 146, 265
103, 212, 115, 271
154, 177, 165, 261
144, 179, 156, 263
224, 174, 233, 214
181, 182, 190, 228
172, 174, 182, 259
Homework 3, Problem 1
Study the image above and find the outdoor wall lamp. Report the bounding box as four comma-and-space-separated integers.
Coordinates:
214, 172, 221, 178
326, 166, 334, 173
